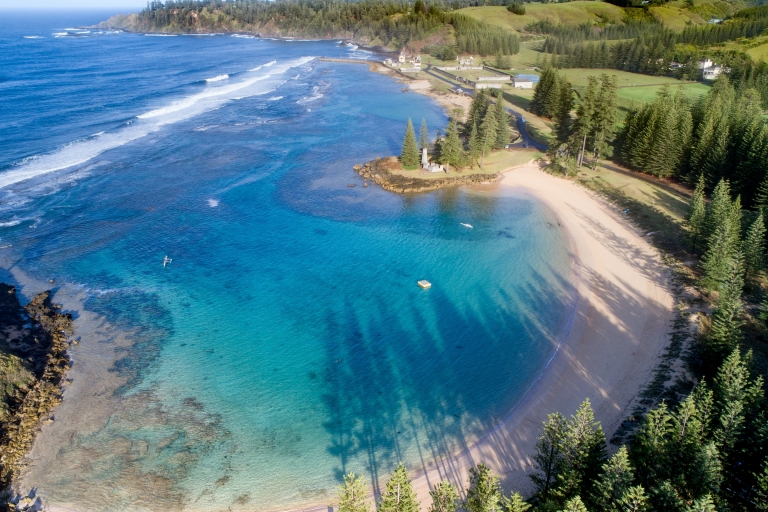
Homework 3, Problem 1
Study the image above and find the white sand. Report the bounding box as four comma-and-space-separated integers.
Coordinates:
405, 164, 675, 503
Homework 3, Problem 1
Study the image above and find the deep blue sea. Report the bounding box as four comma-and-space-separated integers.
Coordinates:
0, 11, 573, 511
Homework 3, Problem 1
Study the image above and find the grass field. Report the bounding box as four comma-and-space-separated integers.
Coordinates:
458, 2, 710, 35
648, 5, 705, 30
576, 162, 690, 224
457, 3, 626, 33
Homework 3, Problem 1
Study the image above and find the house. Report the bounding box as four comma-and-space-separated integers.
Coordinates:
398, 53, 406, 63
383, 58, 393, 66
669, 61, 682, 70
699, 58, 713, 69
513, 77, 534, 89
703, 65, 724, 80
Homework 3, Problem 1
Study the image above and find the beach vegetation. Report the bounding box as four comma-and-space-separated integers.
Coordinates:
338, 473, 370, 512
401, 118, 420, 169
379, 463, 419, 512
428, 481, 459, 512
465, 463, 503, 512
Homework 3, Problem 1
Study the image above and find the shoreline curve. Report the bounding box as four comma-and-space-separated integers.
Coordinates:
278, 162, 674, 512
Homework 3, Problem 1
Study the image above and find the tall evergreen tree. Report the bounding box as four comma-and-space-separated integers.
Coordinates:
530, 412, 567, 501
743, 211, 766, 281
552, 399, 607, 504
338, 473, 370, 512
378, 463, 418, 512
493, 91, 510, 149
500, 493, 530, 512
401, 118, 419, 168
530, 65, 559, 118
440, 112, 465, 172
553, 80, 574, 145
429, 481, 459, 512
589, 74, 618, 170
465, 463, 503, 512
591, 446, 635, 511
571, 76, 598, 168
559, 496, 588, 512
684, 494, 717, 512
707, 252, 746, 361
755, 459, 768, 511
617, 486, 650, 512
703, 179, 734, 250
468, 121, 480, 168
687, 175, 707, 254
479, 107, 498, 169
420, 119, 430, 153
467, 90, 489, 133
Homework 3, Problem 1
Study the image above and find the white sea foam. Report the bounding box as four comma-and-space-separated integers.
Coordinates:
207, 199, 219, 207
249, 60, 276, 72
267, 96, 283, 101
206, 74, 229, 83
145, 33, 178, 37
23, 36, 43, 39
0, 57, 316, 190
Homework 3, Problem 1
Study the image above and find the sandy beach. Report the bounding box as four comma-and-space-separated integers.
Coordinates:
402, 163, 675, 503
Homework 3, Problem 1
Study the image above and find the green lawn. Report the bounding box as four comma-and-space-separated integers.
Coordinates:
615, 82, 711, 112
391, 148, 542, 179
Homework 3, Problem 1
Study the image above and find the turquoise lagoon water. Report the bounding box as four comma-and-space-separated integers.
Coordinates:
0, 12, 574, 511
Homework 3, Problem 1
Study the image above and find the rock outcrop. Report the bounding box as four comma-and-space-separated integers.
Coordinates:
354, 157, 501, 194
0, 285, 73, 509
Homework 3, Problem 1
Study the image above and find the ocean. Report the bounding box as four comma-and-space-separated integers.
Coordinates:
0, 11, 574, 511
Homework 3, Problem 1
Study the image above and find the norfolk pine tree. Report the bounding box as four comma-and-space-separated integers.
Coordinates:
465, 463, 502, 512
401, 118, 419, 168
531, 412, 566, 501
552, 399, 607, 504
479, 108, 498, 169
687, 175, 707, 254
743, 210, 766, 281
553, 80, 574, 146
707, 251, 746, 359
420, 119, 429, 153
500, 493, 530, 512
468, 121, 480, 168
493, 91, 510, 149
617, 486, 650, 512
338, 473, 370, 512
559, 496, 588, 512
591, 446, 635, 510
441, 111, 465, 172
429, 481, 459, 512
379, 463, 419, 512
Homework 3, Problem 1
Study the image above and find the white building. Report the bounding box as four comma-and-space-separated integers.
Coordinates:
513, 77, 534, 89
703, 65, 724, 80
699, 58, 713, 69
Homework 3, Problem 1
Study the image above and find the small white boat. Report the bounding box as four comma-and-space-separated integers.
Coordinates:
163, 255, 172, 267
418, 280, 432, 289
460, 223, 473, 229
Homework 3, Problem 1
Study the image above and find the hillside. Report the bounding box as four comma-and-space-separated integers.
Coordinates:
100, 0, 519, 56
458, 0, 751, 35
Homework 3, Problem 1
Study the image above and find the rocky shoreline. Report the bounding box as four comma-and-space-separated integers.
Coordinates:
0, 285, 73, 511
354, 157, 502, 194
